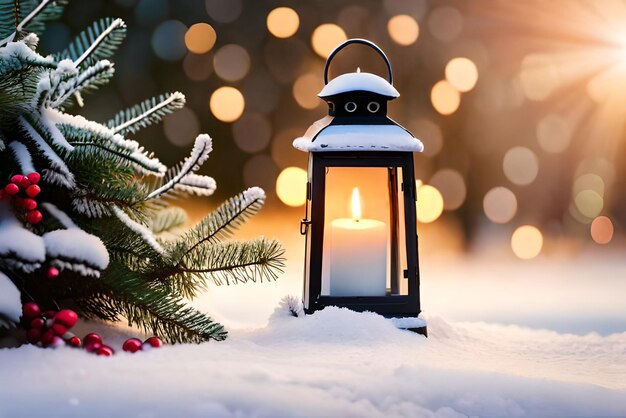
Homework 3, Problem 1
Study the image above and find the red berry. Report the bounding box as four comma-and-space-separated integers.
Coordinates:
144, 336, 163, 348
23, 198, 37, 210
96, 345, 114, 356
4, 183, 19, 195
83, 333, 102, 346
25, 184, 40, 198
11, 175, 24, 184
26, 210, 42, 224
27, 172, 40, 184
22, 302, 41, 319
42, 310, 57, 320
122, 338, 143, 353
55, 309, 78, 328
68, 336, 82, 348
85, 342, 102, 353
30, 318, 45, 329
26, 328, 42, 344
46, 266, 59, 279
19, 177, 31, 189
40, 329, 56, 346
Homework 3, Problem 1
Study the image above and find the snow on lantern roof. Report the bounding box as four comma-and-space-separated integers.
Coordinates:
318, 72, 399, 99
293, 120, 424, 153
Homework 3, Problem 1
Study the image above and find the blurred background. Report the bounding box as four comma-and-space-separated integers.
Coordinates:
40, 0, 625, 333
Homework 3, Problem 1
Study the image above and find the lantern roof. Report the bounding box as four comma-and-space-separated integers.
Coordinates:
293, 116, 424, 153
318, 72, 399, 99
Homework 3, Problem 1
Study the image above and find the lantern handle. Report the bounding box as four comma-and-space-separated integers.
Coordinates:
323, 38, 393, 85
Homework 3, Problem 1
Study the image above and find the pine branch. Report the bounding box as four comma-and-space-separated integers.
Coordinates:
147, 206, 188, 234
107, 91, 185, 136
48, 59, 114, 108
174, 187, 266, 256
0, 0, 68, 46
56, 18, 126, 68
147, 134, 212, 200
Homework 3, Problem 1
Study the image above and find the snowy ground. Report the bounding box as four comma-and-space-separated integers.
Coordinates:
1, 252, 625, 417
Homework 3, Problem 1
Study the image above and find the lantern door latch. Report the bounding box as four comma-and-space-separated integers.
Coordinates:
300, 219, 311, 235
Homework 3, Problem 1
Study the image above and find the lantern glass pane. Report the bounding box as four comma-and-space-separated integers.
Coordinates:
320, 166, 408, 297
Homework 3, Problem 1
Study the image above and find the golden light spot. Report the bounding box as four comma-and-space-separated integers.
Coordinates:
574, 189, 603, 219
590, 216, 614, 244
387, 15, 419, 46
311, 24, 347, 58
573, 174, 604, 197
416, 184, 444, 223
431, 80, 461, 115
429, 168, 466, 210
511, 225, 543, 260
483, 187, 517, 224
267, 7, 300, 38
210, 87, 245, 122
503, 147, 539, 186
536, 114, 572, 153
184, 23, 216, 54
276, 167, 308, 207
293, 72, 323, 109
445, 57, 478, 92
213, 44, 250, 82
519, 54, 559, 101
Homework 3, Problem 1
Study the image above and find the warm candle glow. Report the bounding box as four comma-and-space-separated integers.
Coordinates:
351, 187, 362, 221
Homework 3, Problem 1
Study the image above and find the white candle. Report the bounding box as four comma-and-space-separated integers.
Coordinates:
329, 188, 388, 296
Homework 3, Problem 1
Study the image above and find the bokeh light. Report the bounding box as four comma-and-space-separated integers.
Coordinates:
573, 173, 605, 197
428, 6, 463, 42
267, 7, 299, 39
445, 57, 478, 92
184, 23, 216, 54
503, 147, 539, 186
590, 216, 614, 244
205, 0, 242, 23
213, 44, 250, 82
276, 167, 308, 207
519, 54, 559, 101
232, 113, 272, 153
429, 169, 467, 210
511, 225, 543, 260
431, 80, 461, 115
536, 114, 572, 153
574, 189, 604, 219
183, 52, 213, 81
311, 24, 347, 59
387, 15, 419, 46
293, 72, 324, 109
416, 184, 444, 223
483, 187, 517, 224
210, 87, 245, 122
163, 107, 200, 147
151, 20, 187, 61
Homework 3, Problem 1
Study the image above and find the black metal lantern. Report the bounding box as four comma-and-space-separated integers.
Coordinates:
294, 39, 426, 335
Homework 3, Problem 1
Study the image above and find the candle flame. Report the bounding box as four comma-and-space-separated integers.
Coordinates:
351, 187, 362, 221
356, 66, 361, 73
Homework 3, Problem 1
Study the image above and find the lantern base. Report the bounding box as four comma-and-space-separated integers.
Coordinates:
389, 316, 428, 337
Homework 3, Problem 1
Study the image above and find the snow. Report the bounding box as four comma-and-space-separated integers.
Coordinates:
243, 186, 266, 202
0, 307, 625, 418
42, 202, 78, 228
0, 271, 21, 327
294, 124, 424, 152
8, 141, 35, 174
319, 72, 399, 99
0, 202, 45, 270
112, 206, 164, 255
43, 229, 109, 275
40, 107, 75, 151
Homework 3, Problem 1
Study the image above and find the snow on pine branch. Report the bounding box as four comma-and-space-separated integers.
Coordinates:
0, 202, 45, 272
147, 134, 213, 200
107, 92, 185, 136
19, 116, 75, 188
0, 39, 54, 77
112, 206, 165, 255
0, 0, 66, 46
0, 271, 21, 328
42, 202, 77, 228
48, 59, 114, 108
175, 173, 217, 197
50, 108, 166, 175
58, 18, 126, 68
8, 141, 35, 173
43, 229, 109, 277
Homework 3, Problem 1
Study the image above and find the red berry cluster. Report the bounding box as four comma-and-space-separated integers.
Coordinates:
21, 302, 164, 356
0, 172, 42, 224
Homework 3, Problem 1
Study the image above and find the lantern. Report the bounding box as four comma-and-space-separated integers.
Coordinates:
294, 39, 426, 335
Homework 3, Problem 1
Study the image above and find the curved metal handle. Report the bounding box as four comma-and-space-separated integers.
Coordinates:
323, 38, 393, 85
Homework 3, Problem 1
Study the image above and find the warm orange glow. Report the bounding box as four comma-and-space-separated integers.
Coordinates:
276, 167, 307, 207
511, 225, 543, 260
445, 57, 478, 92
590, 216, 614, 244
351, 187, 362, 221
387, 15, 419, 46
267, 7, 300, 38
416, 184, 444, 223
431, 80, 461, 115
184, 23, 217, 54
311, 24, 347, 58
293, 72, 323, 109
209, 87, 245, 122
